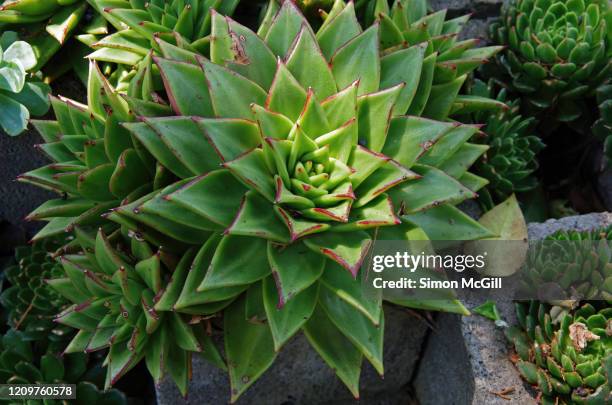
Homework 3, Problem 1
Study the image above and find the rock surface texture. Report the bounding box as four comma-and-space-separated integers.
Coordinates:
0, 76, 85, 235
413, 213, 612, 405
0, 128, 53, 234
430, 0, 505, 40
156, 306, 428, 404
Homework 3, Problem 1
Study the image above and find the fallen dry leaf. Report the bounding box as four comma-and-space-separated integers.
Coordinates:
569, 322, 600, 351
489, 387, 515, 401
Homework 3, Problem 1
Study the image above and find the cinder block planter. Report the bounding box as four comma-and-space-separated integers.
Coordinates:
413, 212, 612, 405
156, 306, 429, 404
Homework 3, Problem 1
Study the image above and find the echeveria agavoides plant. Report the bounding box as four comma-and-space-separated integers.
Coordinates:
49, 0, 501, 399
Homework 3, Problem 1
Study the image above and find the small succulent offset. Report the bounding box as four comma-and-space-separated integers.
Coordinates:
75, 1, 497, 399
507, 301, 611, 405
490, 0, 611, 126
469, 79, 545, 208
0, 32, 50, 136
83, 0, 240, 92
0, 239, 73, 351
0, 330, 127, 405
18, 61, 165, 242
522, 226, 612, 300
48, 228, 225, 396
0, 0, 89, 72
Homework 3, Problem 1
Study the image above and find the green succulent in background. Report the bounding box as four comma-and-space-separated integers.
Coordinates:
468, 79, 545, 209
0, 0, 95, 76
489, 0, 612, 127
594, 84, 612, 166
48, 227, 225, 396
507, 301, 611, 405
0, 32, 50, 136
81, 0, 240, 92
0, 238, 73, 351
522, 226, 612, 301
0, 329, 127, 405
17, 61, 170, 243
80, 1, 499, 400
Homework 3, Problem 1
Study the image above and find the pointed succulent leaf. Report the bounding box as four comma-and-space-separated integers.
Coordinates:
224, 297, 276, 402
303, 305, 362, 398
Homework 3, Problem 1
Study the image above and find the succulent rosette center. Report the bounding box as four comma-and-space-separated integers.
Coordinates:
236, 79, 414, 227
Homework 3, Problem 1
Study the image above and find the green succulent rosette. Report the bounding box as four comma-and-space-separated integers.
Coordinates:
17, 60, 176, 243
0, 239, 73, 349
469, 79, 545, 207
507, 301, 611, 405
489, 0, 612, 125
81, 0, 240, 92
522, 227, 612, 301
80, 1, 498, 399
0, 32, 50, 136
0, 330, 127, 405
47, 227, 225, 395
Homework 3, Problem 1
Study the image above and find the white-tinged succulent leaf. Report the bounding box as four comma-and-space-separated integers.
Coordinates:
3, 40, 36, 70
0, 92, 28, 135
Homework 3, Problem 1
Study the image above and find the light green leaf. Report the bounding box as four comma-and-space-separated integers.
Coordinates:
4, 40, 36, 70
263, 276, 318, 351
286, 26, 337, 100
465, 195, 528, 277
199, 235, 270, 291
331, 24, 380, 96
304, 231, 372, 277
319, 287, 384, 376
303, 305, 362, 398
389, 164, 477, 213
0, 62, 25, 93
225, 296, 276, 402
267, 241, 325, 306
320, 261, 382, 325
403, 204, 495, 240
